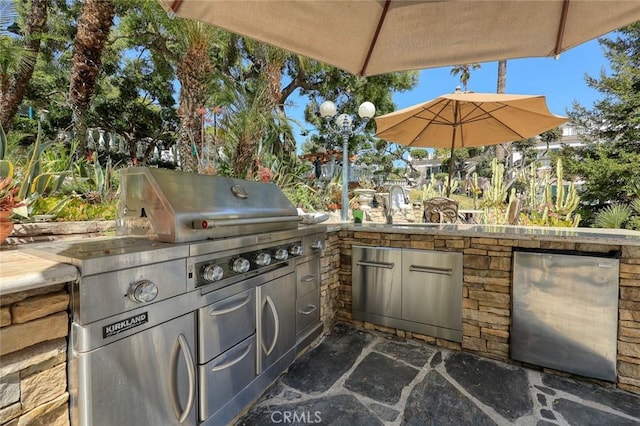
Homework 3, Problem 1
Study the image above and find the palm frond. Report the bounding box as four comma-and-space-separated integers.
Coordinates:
593, 203, 632, 229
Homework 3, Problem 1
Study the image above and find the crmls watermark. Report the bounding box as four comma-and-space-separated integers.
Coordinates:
269, 410, 322, 424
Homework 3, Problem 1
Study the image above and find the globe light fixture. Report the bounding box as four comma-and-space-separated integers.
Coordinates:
319, 100, 376, 221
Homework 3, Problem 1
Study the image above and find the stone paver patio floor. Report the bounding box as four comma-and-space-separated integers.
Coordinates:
237, 323, 640, 425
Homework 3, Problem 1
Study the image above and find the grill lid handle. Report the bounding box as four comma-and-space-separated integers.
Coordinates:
192, 215, 299, 230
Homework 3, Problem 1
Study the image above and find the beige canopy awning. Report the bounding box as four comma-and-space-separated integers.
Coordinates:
159, 0, 640, 76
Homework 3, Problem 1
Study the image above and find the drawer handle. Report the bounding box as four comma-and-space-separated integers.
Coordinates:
409, 265, 452, 276
209, 294, 251, 316
357, 261, 394, 269
300, 275, 315, 283
210, 342, 253, 372
298, 304, 317, 315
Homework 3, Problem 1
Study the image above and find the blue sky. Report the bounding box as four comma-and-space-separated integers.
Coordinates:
289, 36, 610, 152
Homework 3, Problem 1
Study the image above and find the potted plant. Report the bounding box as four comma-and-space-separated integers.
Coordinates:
353, 179, 376, 208
0, 176, 24, 243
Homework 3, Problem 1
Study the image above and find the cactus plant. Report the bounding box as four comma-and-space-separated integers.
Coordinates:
421, 175, 439, 200
553, 158, 579, 216
471, 172, 480, 209
481, 158, 507, 208
439, 176, 459, 197
526, 162, 538, 213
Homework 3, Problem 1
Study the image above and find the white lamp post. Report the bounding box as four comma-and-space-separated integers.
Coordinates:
319, 100, 376, 222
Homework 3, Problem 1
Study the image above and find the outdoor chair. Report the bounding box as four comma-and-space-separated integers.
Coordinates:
423, 197, 460, 223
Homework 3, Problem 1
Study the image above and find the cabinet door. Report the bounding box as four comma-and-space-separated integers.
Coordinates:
257, 272, 296, 373
352, 246, 402, 319
76, 313, 197, 426
401, 250, 462, 331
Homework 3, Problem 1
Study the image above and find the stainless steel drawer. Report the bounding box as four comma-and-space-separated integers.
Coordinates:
198, 334, 256, 421
296, 258, 320, 297
198, 288, 255, 363
296, 288, 320, 334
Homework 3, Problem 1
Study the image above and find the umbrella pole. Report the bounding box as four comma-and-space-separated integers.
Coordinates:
446, 100, 460, 198
446, 131, 456, 197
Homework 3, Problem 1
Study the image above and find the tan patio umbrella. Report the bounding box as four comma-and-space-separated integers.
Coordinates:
374, 91, 568, 196
158, 0, 640, 77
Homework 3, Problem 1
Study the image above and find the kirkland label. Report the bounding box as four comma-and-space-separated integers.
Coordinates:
103, 312, 148, 338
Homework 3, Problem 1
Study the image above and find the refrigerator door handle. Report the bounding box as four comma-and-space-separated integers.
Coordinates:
172, 333, 196, 424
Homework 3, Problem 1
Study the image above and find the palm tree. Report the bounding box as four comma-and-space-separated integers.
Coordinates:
234, 39, 296, 158
495, 60, 508, 161
0, 0, 48, 131
175, 21, 216, 173
68, 0, 115, 157
450, 63, 480, 92
212, 75, 284, 179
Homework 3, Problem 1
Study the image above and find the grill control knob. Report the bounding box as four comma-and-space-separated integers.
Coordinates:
202, 264, 224, 282
274, 248, 289, 261
311, 240, 323, 251
231, 257, 251, 273
128, 280, 158, 303
254, 252, 272, 267
289, 244, 303, 257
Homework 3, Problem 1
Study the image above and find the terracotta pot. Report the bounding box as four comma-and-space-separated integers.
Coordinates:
0, 210, 14, 244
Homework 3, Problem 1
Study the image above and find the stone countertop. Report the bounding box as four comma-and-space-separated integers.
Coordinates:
328, 222, 640, 246
3, 221, 638, 296
0, 248, 79, 295
0, 224, 329, 297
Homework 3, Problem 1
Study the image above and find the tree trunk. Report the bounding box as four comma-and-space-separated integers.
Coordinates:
68, 0, 115, 157
496, 60, 507, 94
495, 60, 508, 162
232, 136, 255, 178
176, 36, 213, 173
0, 0, 48, 131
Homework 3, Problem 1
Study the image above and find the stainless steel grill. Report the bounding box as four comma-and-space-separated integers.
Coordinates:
28, 167, 325, 426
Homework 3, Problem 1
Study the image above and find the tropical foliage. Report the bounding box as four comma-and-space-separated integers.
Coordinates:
1, 0, 638, 231
560, 22, 640, 226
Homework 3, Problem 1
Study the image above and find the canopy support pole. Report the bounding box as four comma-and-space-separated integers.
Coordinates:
446, 101, 460, 197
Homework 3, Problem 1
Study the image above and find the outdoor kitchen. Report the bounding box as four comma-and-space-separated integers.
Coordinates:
3, 1, 640, 424
1, 166, 640, 425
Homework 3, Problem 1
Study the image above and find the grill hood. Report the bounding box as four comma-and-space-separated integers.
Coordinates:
117, 167, 299, 243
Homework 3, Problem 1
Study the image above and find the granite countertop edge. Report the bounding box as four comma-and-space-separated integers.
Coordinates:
328, 223, 640, 246
0, 250, 79, 296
